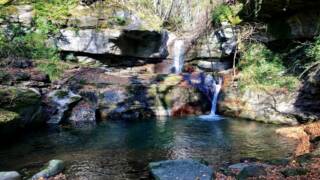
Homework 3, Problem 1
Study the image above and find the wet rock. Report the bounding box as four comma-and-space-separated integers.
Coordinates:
237, 165, 267, 180
149, 159, 214, 180
69, 100, 97, 127
0, 171, 21, 180
31, 160, 64, 180
64, 70, 211, 119
281, 168, 308, 177
46, 90, 81, 124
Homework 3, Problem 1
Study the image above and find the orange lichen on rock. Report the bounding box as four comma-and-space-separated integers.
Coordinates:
276, 122, 320, 156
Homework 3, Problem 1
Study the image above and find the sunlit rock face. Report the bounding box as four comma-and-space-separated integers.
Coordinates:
0, 5, 34, 27
56, 29, 168, 59
218, 76, 320, 125
219, 87, 300, 125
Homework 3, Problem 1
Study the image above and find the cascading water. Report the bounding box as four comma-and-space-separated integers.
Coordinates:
199, 77, 223, 121
173, 40, 185, 73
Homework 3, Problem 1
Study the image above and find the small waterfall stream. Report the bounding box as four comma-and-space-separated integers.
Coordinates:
199, 77, 223, 121
173, 40, 185, 73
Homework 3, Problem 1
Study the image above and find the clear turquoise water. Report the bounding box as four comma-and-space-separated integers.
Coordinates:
0, 117, 296, 179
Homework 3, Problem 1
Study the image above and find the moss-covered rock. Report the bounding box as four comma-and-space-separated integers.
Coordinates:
0, 86, 42, 125
281, 168, 308, 177
0, 109, 20, 135
0, 109, 19, 124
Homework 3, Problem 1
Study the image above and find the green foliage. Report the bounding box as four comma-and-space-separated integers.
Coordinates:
36, 60, 68, 80
0, 0, 80, 80
108, 15, 127, 26
281, 36, 320, 77
212, 3, 243, 26
239, 43, 298, 91
306, 35, 320, 61
0, 25, 59, 60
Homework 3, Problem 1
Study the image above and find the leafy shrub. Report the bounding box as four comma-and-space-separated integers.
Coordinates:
212, 3, 242, 26
306, 35, 320, 61
239, 43, 298, 91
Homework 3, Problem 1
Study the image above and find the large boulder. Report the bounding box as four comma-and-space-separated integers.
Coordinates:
0, 86, 42, 125
149, 159, 214, 180
45, 89, 81, 124
63, 69, 211, 120
31, 160, 64, 180
69, 100, 97, 127
218, 87, 301, 125
56, 29, 168, 58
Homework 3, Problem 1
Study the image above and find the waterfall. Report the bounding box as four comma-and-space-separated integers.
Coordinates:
199, 77, 223, 121
173, 40, 185, 73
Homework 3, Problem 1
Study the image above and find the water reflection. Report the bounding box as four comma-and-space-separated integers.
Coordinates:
0, 117, 296, 179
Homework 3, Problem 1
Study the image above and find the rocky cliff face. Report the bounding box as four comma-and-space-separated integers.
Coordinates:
241, 0, 320, 40
218, 67, 320, 125
49, 69, 212, 124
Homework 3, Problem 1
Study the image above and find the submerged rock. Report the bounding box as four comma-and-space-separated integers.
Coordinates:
0, 171, 21, 180
31, 160, 64, 180
149, 159, 214, 180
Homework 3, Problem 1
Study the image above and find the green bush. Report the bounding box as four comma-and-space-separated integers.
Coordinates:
306, 35, 320, 61
239, 43, 298, 91
212, 3, 242, 26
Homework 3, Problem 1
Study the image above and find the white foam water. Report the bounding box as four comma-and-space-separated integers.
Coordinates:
173, 40, 185, 74
199, 78, 223, 121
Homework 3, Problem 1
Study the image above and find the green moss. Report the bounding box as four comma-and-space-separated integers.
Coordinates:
0, 86, 40, 111
212, 3, 243, 26
54, 90, 68, 99
0, 109, 19, 124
